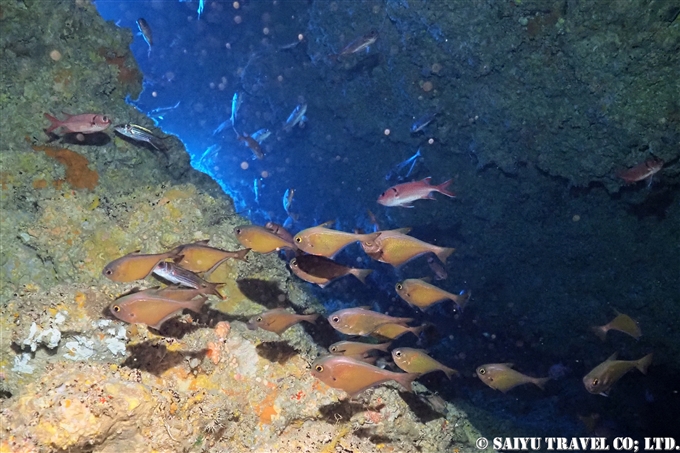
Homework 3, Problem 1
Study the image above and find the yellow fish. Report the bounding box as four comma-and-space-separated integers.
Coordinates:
246, 308, 319, 335
371, 322, 425, 340
395, 278, 470, 310
109, 288, 206, 330
294, 221, 380, 258
102, 249, 180, 282
583, 352, 652, 396
311, 355, 419, 398
476, 363, 550, 393
170, 239, 250, 273
591, 312, 641, 341
328, 307, 412, 336
392, 347, 459, 379
234, 225, 295, 254
329, 340, 391, 357
362, 228, 455, 267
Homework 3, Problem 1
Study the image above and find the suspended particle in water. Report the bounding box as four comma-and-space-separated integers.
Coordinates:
152, 91, 158, 97
428, 138, 434, 145
234, 15, 242, 24
263, 27, 270, 35
240, 161, 249, 170
233, 1, 240, 9
261, 171, 269, 178
384, 128, 390, 136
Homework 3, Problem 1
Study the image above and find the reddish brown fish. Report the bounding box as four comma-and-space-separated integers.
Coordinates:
392, 348, 459, 379
236, 131, 264, 159
234, 225, 295, 254
264, 222, 295, 244
395, 278, 470, 311
618, 158, 663, 183
109, 289, 206, 330
328, 307, 412, 336
311, 355, 419, 398
361, 229, 455, 267
103, 249, 180, 282
583, 352, 652, 396
591, 312, 641, 341
289, 255, 373, 288
246, 308, 319, 335
44, 112, 111, 134
476, 363, 550, 393
294, 221, 380, 258
171, 239, 250, 273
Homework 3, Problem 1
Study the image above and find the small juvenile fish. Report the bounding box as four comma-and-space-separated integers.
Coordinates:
44, 112, 111, 135
294, 221, 380, 258
332, 30, 379, 60
361, 228, 455, 267
410, 111, 438, 133
102, 249, 180, 282
311, 354, 419, 398
114, 123, 165, 152
283, 188, 295, 215
170, 239, 250, 273
246, 308, 319, 335
137, 18, 153, 56
234, 225, 295, 254
377, 177, 455, 208
427, 255, 448, 280
289, 255, 373, 288
618, 158, 663, 184
476, 363, 550, 393
591, 312, 641, 341
282, 103, 307, 131
583, 352, 653, 396
230, 91, 242, 126
328, 307, 412, 336
110, 290, 206, 330
329, 340, 391, 357
152, 261, 225, 299
392, 348, 459, 379
371, 322, 425, 340
250, 128, 271, 144
236, 130, 264, 159
395, 278, 470, 311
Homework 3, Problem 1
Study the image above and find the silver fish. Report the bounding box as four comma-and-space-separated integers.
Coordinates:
136, 18, 153, 57
230, 91, 242, 126
250, 128, 272, 144
410, 111, 438, 133
114, 123, 166, 155
152, 261, 224, 299
282, 104, 307, 131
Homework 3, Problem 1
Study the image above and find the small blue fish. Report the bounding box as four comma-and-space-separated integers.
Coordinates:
410, 111, 438, 133
253, 178, 261, 204
283, 104, 307, 131
230, 92, 242, 126
283, 188, 295, 215
385, 149, 422, 182
250, 128, 272, 144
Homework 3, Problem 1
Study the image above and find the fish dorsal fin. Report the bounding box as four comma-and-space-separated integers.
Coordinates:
318, 220, 335, 228
194, 239, 211, 245
381, 227, 411, 235
422, 176, 432, 184
420, 276, 433, 283
502, 363, 514, 368
606, 352, 618, 362
357, 306, 372, 310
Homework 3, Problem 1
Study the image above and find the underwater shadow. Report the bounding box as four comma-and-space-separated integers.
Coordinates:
119, 341, 208, 375
255, 341, 299, 364
317, 399, 385, 424
399, 390, 448, 423
236, 278, 292, 308
56, 131, 112, 146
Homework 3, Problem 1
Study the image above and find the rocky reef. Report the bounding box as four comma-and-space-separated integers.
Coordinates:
0, 1, 487, 452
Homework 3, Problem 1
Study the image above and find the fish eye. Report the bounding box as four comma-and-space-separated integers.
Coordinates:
102, 116, 109, 122
295, 237, 302, 243
315, 365, 324, 372
256, 317, 263, 322
112, 305, 121, 312
391, 188, 398, 193
331, 316, 339, 323
365, 242, 373, 247
235, 228, 242, 234
396, 283, 402, 290
380, 192, 385, 197
395, 350, 402, 357
105, 269, 113, 275
329, 346, 337, 352
592, 378, 599, 386
478, 368, 486, 375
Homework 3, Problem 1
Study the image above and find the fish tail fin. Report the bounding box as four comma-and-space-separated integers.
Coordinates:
443, 366, 460, 380
235, 248, 251, 261
636, 353, 653, 374
435, 247, 455, 264
303, 313, 321, 324
376, 341, 392, 352
350, 268, 373, 285
453, 290, 471, 310
186, 295, 208, 313
591, 325, 608, 342
533, 377, 550, 390
408, 324, 426, 337
395, 372, 421, 392
435, 179, 456, 198
43, 113, 61, 133
203, 257, 230, 279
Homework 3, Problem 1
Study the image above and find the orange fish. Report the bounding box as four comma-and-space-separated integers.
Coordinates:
329, 340, 391, 357
395, 278, 470, 311
44, 112, 111, 134
102, 249, 180, 282
362, 228, 455, 267
289, 255, 373, 288
392, 348, 459, 379
328, 307, 412, 336
109, 289, 206, 329
234, 225, 295, 254
476, 363, 550, 393
583, 352, 652, 396
246, 308, 319, 335
591, 312, 641, 341
171, 239, 250, 273
294, 221, 380, 258
371, 322, 425, 340
618, 158, 663, 184
311, 355, 419, 398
